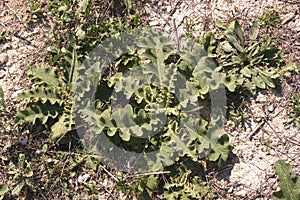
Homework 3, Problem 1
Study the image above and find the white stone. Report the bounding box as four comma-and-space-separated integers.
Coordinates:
149, 20, 159, 26
77, 174, 90, 183
235, 190, 247, 197
0, 53, 8, 66
227, 187, 234, 193
0, 69, 6, 78
268, 105, 275, 113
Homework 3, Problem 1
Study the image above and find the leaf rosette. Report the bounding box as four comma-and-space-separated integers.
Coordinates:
74, 27, 228, 172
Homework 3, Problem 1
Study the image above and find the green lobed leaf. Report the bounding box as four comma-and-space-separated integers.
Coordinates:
27, 65, 60, 88
165, 119, 199, 161
273, 160, 300, 200
207, 134, 232, 166
184, 177, 216, 199
50, 111, 73, 140
15, 102, 63, 125
18, 87, 64, 105
224, 75, 237, 92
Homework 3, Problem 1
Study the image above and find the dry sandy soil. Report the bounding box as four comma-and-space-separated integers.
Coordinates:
0, 0, 299, 199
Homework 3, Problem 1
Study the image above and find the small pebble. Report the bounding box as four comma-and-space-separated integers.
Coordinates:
235, 190, 247, 197
5, 62, 11, 67
227, 186, 233, 193
284, 124, 290, 130
56, 188, 62, 196
166, 6, 172, 13
2, 43, 11, 51
0, 53, 8, 66
269, 149, 276, 156
19, 137, 28, 145
78, 174, 90, 183
0, 69, 6, 78
268, 105, 275, 113
256, 117, 262, 122
149, 20, 159, 26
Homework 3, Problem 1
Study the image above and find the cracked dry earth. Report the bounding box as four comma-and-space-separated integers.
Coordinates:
0, 0, 300, 199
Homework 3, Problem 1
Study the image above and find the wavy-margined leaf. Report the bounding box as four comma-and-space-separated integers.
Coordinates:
224, 74, 238, 92
15, 102, 63, 125
114, 61, 180, 104
162, 119, 199, 161
77, 101, 105, 133
112, 104, 136, 141
164, 164, 217, 199
198, 31, 216, 54
18, 87, 64, 105
184, 45, 222, 94
273, 160, 300, 200
136, 29, 179, 88
112, 104, 164, 140
184, 177, 216, 199
134, 85, 157, 104
27, 65, 60, 88
138, 28, 173, 51
206, 134, 232, 166
191, 77, 209, 95
141, 48, 175, 66
140, 63, 178, 91
182, 43, 208, 67
50, 112, 73, 140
